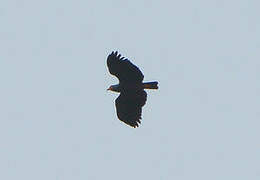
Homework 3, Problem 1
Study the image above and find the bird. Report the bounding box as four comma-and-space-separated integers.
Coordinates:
107, 51, 158, 128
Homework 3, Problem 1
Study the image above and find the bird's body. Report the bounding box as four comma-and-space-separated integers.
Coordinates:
107, 51, 158, 128
109, 81, 158, 92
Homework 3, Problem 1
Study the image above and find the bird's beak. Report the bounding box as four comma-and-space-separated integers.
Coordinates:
107, 87, 111, 91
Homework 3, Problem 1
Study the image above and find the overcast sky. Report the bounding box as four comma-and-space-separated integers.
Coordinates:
1, 0, 259, 179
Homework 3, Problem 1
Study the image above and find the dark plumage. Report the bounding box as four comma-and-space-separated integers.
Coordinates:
107, 51, 158, 128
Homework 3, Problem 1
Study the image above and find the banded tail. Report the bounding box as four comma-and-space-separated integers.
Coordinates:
142, 81, 159, 90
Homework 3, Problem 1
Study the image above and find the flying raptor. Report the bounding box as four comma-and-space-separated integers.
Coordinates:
107, 51, 158, 128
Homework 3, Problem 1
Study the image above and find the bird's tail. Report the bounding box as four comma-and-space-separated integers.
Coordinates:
142, 81, 159, 90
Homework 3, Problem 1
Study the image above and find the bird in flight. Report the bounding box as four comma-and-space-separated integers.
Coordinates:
107, 51, 158, 128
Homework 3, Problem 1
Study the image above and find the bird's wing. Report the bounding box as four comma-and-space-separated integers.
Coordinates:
107, 51, 144, 83
115, 90, 147, 128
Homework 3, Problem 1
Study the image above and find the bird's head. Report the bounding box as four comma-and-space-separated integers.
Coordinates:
107, 84, 120, 92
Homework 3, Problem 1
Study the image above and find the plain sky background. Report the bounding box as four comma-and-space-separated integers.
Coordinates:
1, 0, 259, 179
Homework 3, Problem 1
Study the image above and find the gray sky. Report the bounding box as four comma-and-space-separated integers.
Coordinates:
1, 0, 259, 179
